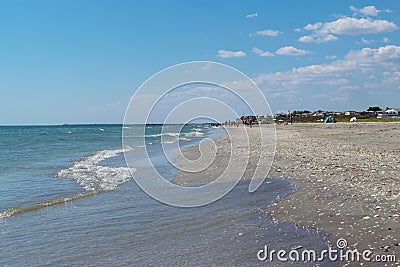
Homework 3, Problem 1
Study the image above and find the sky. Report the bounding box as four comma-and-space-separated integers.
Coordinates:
1, 0, 400, 124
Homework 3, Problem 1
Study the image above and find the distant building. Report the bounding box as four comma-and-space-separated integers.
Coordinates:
345, 111, 357, 116
377, 108, 400, 118
385, 108, 400, 115
257, 115, 272, 124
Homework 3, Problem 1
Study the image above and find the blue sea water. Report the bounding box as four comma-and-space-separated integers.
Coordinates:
0, 124, 335, 266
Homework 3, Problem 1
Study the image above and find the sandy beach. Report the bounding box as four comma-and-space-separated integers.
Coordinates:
174, 122, 400, 265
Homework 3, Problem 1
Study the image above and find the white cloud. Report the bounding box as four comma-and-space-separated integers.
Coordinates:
325, 55, 337, 59
358, 37, 372, 44
304, 22, 323, 31
383, 37, 390, 43
316, 93, 349, 102
294, 28, 302, 32
246, 13, 258, 18
350, 5, 380, 16
298, 35, 314, 42
339, 85, 361, 92
253, 45, 400, 109
301, 17, 398, 43
256, 29, 281, 36
299, 34, 338, 43
252, 47, 274, 57
321, 17, 398, 35
275, 46, 311, 56
270, 92, 282, 98
382, 71, 400, 86
256, 45, 400, 89
216, 50, 246, 58
363, 82, 380, 89
348, 45, 400, 68
384, 71, 400, 79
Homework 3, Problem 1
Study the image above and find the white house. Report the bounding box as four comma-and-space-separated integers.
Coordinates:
385, 108, 400, 115
345, 111, 357, 116
378, 108, 400, 118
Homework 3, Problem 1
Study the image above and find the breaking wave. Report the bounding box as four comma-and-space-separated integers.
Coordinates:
0, 148, 136, 220
56, 148, 136, 192
126, 131, 203, 140
145, 132, 180, 138
184, 131, 204, 137
0, 191, 96, 220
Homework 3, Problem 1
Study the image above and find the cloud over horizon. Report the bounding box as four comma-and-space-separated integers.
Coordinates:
255, 45, 400, 109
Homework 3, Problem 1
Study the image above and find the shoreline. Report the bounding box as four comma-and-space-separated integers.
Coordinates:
173, 122, 400, 264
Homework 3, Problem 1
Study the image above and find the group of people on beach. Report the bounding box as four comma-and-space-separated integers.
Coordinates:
240, 115, 258, 128
224, 116, 259, 127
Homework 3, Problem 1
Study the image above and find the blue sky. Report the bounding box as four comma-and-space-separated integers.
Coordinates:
1, 0, 399, 124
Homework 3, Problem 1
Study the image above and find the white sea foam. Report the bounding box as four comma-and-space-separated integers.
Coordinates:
185, 131, 204, 137
125, 133, 180, 138
0, 210, 12, 219
178, 137, 191, 141
146, 132, 180, 138
56, 148, 135, 192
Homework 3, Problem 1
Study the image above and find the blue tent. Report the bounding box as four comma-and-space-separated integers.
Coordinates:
324, 115, 333, 123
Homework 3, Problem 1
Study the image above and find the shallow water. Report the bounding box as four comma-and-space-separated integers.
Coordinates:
0, 125, 335, 266
1, 178, 335, 266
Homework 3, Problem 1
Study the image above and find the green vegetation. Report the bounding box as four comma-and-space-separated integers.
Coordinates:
292, 110, 311, 115
367, 106, 382, 112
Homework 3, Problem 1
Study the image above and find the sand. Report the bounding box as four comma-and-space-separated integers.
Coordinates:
173, 122, 400, 265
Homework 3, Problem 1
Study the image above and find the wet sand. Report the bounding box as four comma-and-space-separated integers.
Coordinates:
174, 122, 400, 265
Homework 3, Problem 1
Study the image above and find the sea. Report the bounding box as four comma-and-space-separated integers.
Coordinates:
0, 124, 335, 266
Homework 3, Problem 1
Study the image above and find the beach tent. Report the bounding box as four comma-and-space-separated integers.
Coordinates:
324, 115, 333, 123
